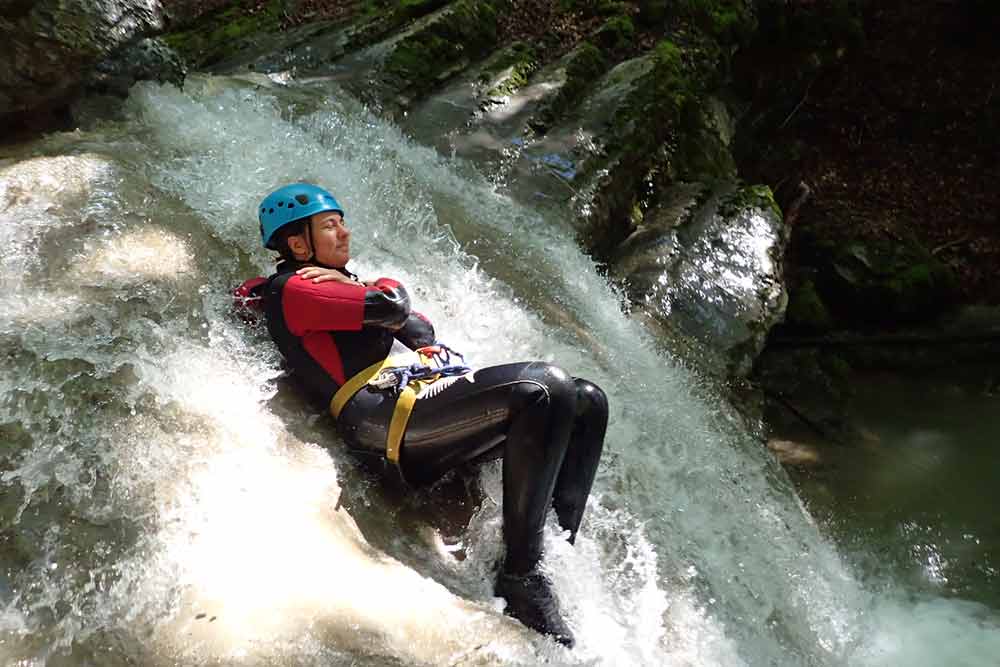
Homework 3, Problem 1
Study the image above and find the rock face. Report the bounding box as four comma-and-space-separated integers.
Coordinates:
0, 0, 791, 382
87, 37, 187, 97
813, 237, 958, 327
611, 182, 790, 377
0, 0, 227, 125
0, 1, 169, 118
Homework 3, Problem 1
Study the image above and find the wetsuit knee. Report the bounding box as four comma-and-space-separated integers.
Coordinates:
509, 362, 578, 418
574, 378, 608, 420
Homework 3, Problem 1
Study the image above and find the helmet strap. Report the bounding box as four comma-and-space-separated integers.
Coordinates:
302, 219, 317, 264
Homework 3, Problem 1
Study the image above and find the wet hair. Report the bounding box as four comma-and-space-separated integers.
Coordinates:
271, 218, 309, 261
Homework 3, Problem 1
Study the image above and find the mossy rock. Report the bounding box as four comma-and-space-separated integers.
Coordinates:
702, 0, 756, 42
601, 39, 688, 159
477, 42, 539, 101
786, 279, 834, 332
754, 346, 858, 444
345, 0, 451, 51
162, 1, 287, 69
719, 184, 781, 219
382, 0, 505, 100
580, 39, 697, 256
529, 41, 608, 132
667, 0, 757, 76
596, 15, 636, 51
817, 238, 958, 326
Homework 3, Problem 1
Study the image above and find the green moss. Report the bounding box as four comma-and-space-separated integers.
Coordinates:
707, 5, 746, 39
629, 201, 644, 226
819, 353, 853, 383
554, 41, 608, 106
481, 43, 539, 98
579, 39, 693, 255
673, 0, 756, 41
665, 0, 756, 78
720, 184, 782, 220
384, 0, 502, 94
345, 0, 451, 50
567, 41, 608, 81
674, 113, 736, 179
530, 41, 608, 131
890, 264, 932, 292
886, 262, 957, 318
787, 279, 833, 331
597, 15, 636, 51
821, 238, 960, 325
162, 1, 285, 68
615, 39, 687, 136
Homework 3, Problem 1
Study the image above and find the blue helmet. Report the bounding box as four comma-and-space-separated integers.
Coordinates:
258, 183, 344, 249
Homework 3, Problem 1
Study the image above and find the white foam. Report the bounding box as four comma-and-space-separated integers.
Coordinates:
72, 227, 195, 285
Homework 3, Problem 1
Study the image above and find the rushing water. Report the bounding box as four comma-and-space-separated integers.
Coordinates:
1, 75, 998, 666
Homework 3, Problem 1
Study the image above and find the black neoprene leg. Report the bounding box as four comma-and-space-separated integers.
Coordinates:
397, 363, 575, 572
552, 379, 608, 544
341, 362, 607, 573
498, 363, 577, 573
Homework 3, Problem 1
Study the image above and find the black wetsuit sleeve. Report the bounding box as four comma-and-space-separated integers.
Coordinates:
394, 312, 436, 350
363, 278, 411, 330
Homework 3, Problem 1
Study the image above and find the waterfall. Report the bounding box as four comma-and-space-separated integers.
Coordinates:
1, 75, 996, 666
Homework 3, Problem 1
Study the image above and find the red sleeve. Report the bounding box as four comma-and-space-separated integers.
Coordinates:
282, 276, 367, 336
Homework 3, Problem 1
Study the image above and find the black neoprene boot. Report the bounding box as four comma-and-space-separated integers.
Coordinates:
495, 568, 575, 648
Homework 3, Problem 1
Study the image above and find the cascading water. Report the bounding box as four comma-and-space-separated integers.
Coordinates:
1, 75, 997, 666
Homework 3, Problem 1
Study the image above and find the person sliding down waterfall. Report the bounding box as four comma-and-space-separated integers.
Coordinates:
235, 183, 608, 648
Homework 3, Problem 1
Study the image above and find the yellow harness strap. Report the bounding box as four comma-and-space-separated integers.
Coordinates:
328, 352, 429, 468
386, 385, 418, 464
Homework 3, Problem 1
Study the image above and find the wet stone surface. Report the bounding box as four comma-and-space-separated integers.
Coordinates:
612, 182, 789, 378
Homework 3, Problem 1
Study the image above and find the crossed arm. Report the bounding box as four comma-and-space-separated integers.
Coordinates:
289, 265, 435, 349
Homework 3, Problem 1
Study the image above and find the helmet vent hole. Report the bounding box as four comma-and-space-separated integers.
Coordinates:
295, 194, 310, 205
277, 202, 284, 207
288, 203, 295, 209
268, 208, 274, 214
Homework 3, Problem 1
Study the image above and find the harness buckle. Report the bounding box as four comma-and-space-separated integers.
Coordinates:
366, 345, 471, 395
369, 369, 404, 391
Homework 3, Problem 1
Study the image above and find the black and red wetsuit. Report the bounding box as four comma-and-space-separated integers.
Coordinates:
240, 261, 608, 646
260, 260, 435, 402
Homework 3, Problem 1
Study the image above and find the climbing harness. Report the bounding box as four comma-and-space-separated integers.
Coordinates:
329, 343, 471, 475
368, 344, 470, 393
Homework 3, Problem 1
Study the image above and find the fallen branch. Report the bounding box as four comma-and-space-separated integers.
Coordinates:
779, 77, 816, 130
762, 388, 840, 443
931, 234, 971, 256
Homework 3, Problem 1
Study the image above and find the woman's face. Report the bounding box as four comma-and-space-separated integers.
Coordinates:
307, 210, 350, 267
